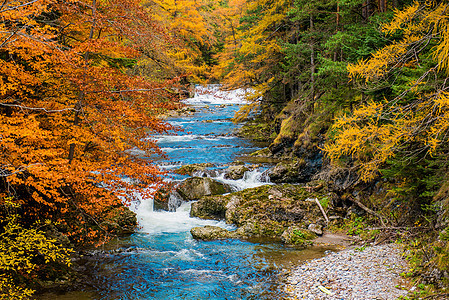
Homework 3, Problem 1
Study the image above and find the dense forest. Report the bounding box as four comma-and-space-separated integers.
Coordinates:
1, 0, 449, 298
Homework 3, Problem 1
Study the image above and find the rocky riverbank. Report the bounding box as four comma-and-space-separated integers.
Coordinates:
285, 244, 411, 300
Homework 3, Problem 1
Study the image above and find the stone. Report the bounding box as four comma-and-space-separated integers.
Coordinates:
267, 158, 320, 183
177, 177, 232, 201
224, 165, 249, 180
173, 163, 215, 176
100, 207, 137, 235
225, 195, 241, 223
190, 195, 228, 220
190, 225, 235, 240
281, 226, 316, 246
308, 223, 323, 236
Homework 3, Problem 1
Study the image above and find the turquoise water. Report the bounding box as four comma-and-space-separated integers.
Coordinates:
39, 87, 330, 299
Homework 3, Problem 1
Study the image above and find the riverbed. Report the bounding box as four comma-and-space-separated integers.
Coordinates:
38, 86, 335, 300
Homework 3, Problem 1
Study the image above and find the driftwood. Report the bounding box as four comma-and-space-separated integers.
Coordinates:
348, 196, 386, 227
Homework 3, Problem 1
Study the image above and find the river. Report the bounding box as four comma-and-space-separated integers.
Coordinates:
39, 86, 330, 300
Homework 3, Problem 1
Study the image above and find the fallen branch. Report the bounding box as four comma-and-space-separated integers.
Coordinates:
313, 198, 329, 223
349, 196, 386, 227
423, 293, 449, 299
367, 226, 429, 231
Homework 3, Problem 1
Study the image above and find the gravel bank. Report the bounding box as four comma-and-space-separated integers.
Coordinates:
285, 244, 411, 300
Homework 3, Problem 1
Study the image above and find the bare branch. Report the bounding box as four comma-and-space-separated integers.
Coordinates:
0, 0, 38, 13
0, 103, 78, 113
0, 163, 41, 177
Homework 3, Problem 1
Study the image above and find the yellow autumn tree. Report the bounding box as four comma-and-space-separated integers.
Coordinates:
324, 1, 449, 181
144, 0, 219, 81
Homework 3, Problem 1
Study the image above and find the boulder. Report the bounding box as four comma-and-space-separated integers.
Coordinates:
190, 184, 331, 243
154, 183, 185, 211
267, 159, 308, 183
190, 225, 236, 240
173, 163, 215, 176
101, 207, 137, 235
281, 227, 316, 247
308, 223, 323, 236
177, 177, 232, 201
190, 195, 228, 220
153, 185, 172, 211
224, 165, 249, 180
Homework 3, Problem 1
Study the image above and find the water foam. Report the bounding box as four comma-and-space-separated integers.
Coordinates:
183, 85, 250, 105
214, 168, 271, 191
132, 193, 233, 235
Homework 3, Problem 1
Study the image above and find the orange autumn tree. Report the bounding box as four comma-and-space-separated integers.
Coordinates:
0, 0, 180, 251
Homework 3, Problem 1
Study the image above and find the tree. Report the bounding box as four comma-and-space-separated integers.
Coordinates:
324, 1, 449, 183
0, 0, 180, 246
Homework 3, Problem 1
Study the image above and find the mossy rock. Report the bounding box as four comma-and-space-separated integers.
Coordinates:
101, 207, 137, 235
236, 122, 274, 141
190, 195, 228, 220
177, 177, 232, 201
281, 227, 316, 247
190, 184, 328, 242
224, 165, 249, 180
190, 226, 236, 240
249, 147, 272, 157
267, 159, 306, 183
173, 163, 215, 176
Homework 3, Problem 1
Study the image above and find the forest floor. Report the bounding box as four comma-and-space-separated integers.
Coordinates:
285, 238, 412, 300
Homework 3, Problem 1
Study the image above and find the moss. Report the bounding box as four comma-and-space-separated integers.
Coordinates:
273, 115, 299, 144
291, 229, 316, 246
249, 147, 272, 157
237, 122, 274, 142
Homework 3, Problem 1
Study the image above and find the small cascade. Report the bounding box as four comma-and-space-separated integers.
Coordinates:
53, 86, 321, 300
214, 168, 271, 192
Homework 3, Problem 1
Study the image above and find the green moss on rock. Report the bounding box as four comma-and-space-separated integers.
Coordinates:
190, 184, 332, 244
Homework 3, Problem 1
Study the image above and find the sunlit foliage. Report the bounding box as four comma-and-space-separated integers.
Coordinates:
325, 1, 449, 181
0, 0, 180, 247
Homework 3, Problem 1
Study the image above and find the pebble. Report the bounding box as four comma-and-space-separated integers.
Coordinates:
285, 244, 411, 300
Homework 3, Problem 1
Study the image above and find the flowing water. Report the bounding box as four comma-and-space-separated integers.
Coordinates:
39, 86, 332, 300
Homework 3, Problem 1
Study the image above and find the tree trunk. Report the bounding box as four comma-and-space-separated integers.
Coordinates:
68, 0, 96, 164
310, 15, 315, 105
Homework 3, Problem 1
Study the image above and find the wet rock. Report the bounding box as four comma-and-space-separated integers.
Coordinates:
168, 190, 184, 212
308, 223, 323, 236
224, 165, 249, 180
190, 195, 228, 220
177, 177, 232, 201
190, 225, 235, 240
235, 222, 256, 237
154, 183, 186, 211
191, 184, 329, 243
101, 207, 137, 235
173, 163, 215, 176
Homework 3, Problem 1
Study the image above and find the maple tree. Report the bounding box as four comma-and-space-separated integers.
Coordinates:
0, 0, 186, 294
0, 0, 192, 292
